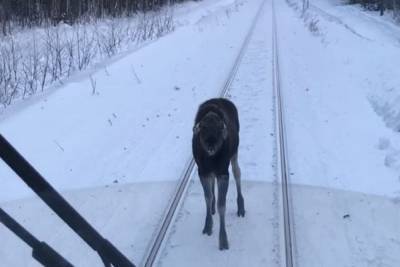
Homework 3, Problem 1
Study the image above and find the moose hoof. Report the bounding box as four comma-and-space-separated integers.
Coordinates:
237, 210, 245, 217
202, 218, 213, 236
219, 230, 229, 250
219, 236, 229, 250
237, 196, 245, 217
211, 205, 216, 215
202, 227, 212, 236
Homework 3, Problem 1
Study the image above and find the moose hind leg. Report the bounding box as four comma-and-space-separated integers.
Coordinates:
231, 153, 245, 217
200, 176, 213, 235
217, 175, 229, 250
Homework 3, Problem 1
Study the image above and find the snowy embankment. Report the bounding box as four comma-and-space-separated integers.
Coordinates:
0, 7, 174, 107
310, 0, 400, 172
276, 0, 400, 265
0, 0, 263, 266
305, 0, 400, 148
281, 0, 400, 196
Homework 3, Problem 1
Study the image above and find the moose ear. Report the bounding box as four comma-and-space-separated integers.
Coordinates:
222, 123, 228, 139
193, 123, 201, 135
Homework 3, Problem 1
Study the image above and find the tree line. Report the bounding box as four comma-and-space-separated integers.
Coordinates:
0, 0, 192, 35
347, 0, 400, 17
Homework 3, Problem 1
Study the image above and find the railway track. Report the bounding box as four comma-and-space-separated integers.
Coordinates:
141, 2, 266, 266
272, 0, 295, 266
142, 0, 295, 266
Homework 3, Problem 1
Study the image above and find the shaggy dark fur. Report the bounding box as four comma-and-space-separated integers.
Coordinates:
192, 98, 245, 250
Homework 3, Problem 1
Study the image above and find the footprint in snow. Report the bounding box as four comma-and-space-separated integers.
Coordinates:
378, 137, 390, 150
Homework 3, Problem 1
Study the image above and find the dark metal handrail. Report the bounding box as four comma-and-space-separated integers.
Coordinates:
0, 207, 74, 267
0, 134, 135, 267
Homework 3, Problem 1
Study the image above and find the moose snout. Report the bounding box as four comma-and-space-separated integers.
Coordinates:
207, 147, 216, 156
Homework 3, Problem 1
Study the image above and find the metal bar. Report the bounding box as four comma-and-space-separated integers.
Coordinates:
0, 134, 135, 267
0, 208, 38, 248
0, 208, 74, 267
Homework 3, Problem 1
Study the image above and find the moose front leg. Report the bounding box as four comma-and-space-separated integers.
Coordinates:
211, 176, 216, 215
217, 174, 229, 250
200, 175, 214, 236
231, 153, 245, 217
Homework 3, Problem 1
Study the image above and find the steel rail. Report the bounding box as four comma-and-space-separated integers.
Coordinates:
142, 1, 267, 266
272, 1, 295, 267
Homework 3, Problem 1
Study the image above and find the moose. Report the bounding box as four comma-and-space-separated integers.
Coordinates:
192, 98, 245, 250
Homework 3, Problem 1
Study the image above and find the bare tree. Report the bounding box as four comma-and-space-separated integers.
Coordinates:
394, 0, 400, 21
0, 0, 179, 107
76, 24, 97, 70
0, 0, 188, 32
21, 35, 40, 97
0, 1, 11, 35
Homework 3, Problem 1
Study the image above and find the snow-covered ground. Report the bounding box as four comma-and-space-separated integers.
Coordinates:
0, 0, 259, 202
0, 0, 267, 265
276, 0, 400, 265
281, 0, 400, 195
1, 0, 400, 266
